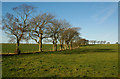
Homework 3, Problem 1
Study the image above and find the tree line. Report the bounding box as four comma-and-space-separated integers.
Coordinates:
3, 4, 88, 55
89, 40, 110, 44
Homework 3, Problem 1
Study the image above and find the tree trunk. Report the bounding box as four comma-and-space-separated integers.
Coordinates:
55, 44, 57, 51
64, 44, 66, 50
65, 43, 68, 50
60, 40, 62, 51
62, 42, 64, 50
60, 42, 63, 51
53, 40, 55, 51
39, 34, 42, 52
53, 44, 55, 51
15, 40, 20, 55
55, 39, 57, 51
70, 41, 72, 50
60, 44, 62, 50
53, 40, 57, 51
38, 43, 41, 52
66, 43, 69, 49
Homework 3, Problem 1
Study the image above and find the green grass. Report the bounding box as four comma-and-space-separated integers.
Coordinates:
1, 43, 60, 53
2, 44, 118, 77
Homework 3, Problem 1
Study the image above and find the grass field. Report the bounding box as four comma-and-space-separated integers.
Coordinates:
1, 43, 61, 53
2, 44, 118, 77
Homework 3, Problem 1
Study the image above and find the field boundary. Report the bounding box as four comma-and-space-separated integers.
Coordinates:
1, 47, 80, 56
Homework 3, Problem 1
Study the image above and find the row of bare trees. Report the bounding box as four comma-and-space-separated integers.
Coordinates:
2, 4, 82, 54
89, 40, 110, 44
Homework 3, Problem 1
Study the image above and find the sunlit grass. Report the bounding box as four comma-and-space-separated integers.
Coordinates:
1, 43, 60, 53
2, 44, 118, 77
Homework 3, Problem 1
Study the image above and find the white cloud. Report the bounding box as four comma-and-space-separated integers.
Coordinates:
99, 7, 116, 24
92, 4, 117, 24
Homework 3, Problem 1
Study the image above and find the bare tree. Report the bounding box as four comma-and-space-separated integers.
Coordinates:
107, 42, 110, 44
73, 37, 81, 47
70, 28, 80, 49
97, 41, 100, 44
62, 27, 80, 50
100, 41, 103, 44
57, 20, 71, 50
89, 40, 93, 44
29, 12, 54, 52
85, 40, 89, 45
2, 4, 35, 54
93, 40, 96, 44
45, 19, 64, 51
116, 42, 118, 44
103, 41, 106, 44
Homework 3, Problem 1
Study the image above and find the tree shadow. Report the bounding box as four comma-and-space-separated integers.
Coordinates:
47, 48, 117, 54
2, 45, 117, 56
78, 49, 116, 54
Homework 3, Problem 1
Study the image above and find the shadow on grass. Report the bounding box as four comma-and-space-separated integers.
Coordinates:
46, 48, 117, 54
2, 45, 117, 56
